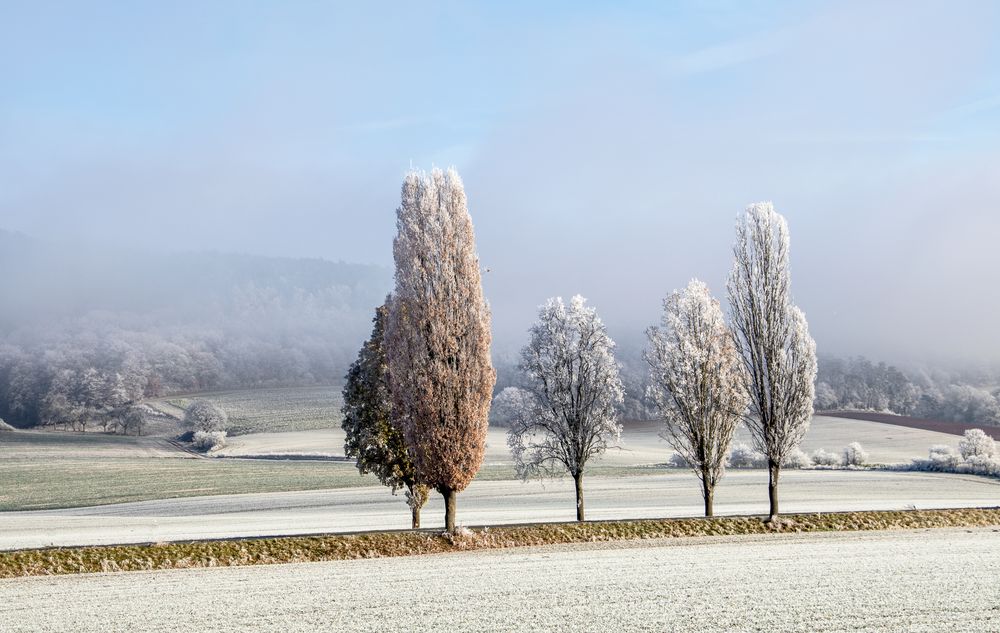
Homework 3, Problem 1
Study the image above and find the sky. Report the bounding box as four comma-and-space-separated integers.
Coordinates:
2, 0, 999, 362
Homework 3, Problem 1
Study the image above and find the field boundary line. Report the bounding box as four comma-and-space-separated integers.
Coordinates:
2, 507, 999, 578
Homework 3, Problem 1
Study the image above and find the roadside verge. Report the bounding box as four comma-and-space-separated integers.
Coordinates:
3, 507, 998, 578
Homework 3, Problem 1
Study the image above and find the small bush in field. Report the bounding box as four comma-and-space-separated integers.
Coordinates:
727, 443, 765, 469
928, 444, 960, 469
782, 448, 812, 469
667, 452, 689, 468
964, 455, 1000, 477
192, 430, 227, 452
810, 448, 840, 467
842, 442, 868, 467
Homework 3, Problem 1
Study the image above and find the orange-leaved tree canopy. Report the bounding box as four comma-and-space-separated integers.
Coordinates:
385, 167, 495, 533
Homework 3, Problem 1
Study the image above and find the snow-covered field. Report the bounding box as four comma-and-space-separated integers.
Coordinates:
0, 431, 188, 460
149, 385, 343, 435
3, 469, 997, 550
215, 415, 959, 464
3, 527, 998, 632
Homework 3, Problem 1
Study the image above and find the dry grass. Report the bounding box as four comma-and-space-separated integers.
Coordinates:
3, 507, 998, 578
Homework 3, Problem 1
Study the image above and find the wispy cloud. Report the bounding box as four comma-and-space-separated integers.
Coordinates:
667, 26, 794, 75
946, 94, 1000, 118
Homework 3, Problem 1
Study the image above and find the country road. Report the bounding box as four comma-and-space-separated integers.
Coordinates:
3, 527, 1000, 632
2, 469, 998, 550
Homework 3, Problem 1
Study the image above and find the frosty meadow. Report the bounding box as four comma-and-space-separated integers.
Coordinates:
3, 2, 1000, 631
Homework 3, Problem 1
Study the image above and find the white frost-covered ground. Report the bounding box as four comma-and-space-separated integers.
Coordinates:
3, 527, 999, 632
2, 469, 997, 550
214, 415, 960, 465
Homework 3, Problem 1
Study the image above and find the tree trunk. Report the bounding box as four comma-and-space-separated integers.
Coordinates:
443, 487, 457, 533
574, 471, 585, 522
767, 460, 780, 521
702, 481, 714, 517
411, 504, 421, 529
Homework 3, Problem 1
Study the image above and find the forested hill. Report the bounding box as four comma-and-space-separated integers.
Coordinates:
0, 229, 391, 426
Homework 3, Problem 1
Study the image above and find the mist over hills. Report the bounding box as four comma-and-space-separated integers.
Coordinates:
2, 228, 998, 430
0, 229, 391, 425
0, 229, 390, 333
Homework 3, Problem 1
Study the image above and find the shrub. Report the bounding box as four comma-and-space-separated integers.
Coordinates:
842, 442, 869, 467
184, 400, 228, 433
958, 429, 996, 460
810, 448, 840, 467
928, 444, 960, 469
727, 443, 765, 469
782, 447, 812, 469
667, 452, 689, 468
964, 455, 1000, 477
192, 430, 227, 452
903, 444, 1000, 478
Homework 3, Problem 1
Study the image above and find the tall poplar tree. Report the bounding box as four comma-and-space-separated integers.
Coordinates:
385, 168, 495, 533
727, 202, 817, 521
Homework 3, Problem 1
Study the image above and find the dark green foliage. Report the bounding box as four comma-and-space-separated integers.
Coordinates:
341, 301, 427, 526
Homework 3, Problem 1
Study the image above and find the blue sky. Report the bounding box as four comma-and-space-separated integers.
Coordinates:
2, 1, 999, 361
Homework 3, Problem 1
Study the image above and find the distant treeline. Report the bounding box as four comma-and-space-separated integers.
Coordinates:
495, 352, 1000, 427
815, 355, 1000, 426
0, 230, 390, 429
2, 229, 998, 430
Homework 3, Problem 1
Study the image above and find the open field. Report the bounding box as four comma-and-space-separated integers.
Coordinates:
216, 414, 959, 465
0, 430, 188, 460
0, 426, 640, 512
2, 469, 998, 550
150, 385, 343, 435
0, 412, 980, 515
2, 527, 998, 632
0, 456, 377, 512
824, 410, 1000, 440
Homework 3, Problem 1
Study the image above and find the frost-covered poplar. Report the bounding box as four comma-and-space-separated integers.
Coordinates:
727, 202, 817, 521
507, 296, 624, 521
645, 280, 748, 517
341, 300, 429, 528
385, 168, 495, 533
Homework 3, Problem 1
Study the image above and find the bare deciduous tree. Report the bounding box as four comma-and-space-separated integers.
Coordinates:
385, 168, 495, 533
507, 296, 624, 521
342, 300, 429, 528
727, 202, 817, 521
645, 279, 748, 516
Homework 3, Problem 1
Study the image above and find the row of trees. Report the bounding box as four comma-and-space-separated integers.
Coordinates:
343, 174, 816, 530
